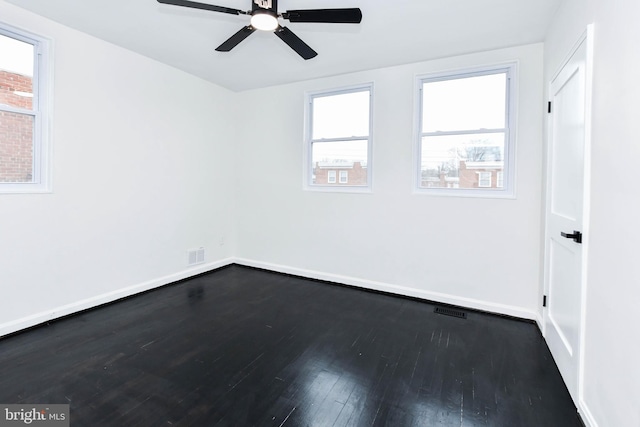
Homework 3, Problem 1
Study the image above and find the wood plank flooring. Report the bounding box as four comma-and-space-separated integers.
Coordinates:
0, 265, 582, 426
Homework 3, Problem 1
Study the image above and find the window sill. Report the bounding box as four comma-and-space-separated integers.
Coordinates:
412, 187, 515, 199
304, 185, 372, 194
0, 183, 52, 194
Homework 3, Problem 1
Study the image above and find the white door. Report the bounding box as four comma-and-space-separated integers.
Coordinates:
544, 28, 592, 404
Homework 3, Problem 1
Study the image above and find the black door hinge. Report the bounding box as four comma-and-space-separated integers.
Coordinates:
543, 295, 548, 307
548, 102, 552, 113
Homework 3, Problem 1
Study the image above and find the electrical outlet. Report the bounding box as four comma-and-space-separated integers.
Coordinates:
187, 247, 205, 266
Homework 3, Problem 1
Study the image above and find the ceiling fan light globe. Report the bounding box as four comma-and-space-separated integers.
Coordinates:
251, 12, 279, 31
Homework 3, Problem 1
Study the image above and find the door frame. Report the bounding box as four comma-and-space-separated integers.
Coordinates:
542, 24, 594, 409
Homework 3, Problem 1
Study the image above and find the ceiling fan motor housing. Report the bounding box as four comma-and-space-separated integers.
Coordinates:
252, 0, 277, 14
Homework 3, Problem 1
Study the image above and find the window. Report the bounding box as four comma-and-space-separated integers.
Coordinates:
478, 171, 492, 188
305, 84, 372, 191
0, 24, 51, 193
416, 64, 516, 197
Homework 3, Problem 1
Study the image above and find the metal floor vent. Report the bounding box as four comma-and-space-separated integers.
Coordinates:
434, 306, 467, 319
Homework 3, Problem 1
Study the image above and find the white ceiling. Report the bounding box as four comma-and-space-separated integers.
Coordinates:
6, 0, 560, 91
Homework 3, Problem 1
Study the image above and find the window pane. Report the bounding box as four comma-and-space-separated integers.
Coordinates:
420, 133, 504, 189
312, 90, 369, 139
312, 140, 367, 186
0, 111, 34, 183
422, 73, 506, 133
0, 34, 34, 110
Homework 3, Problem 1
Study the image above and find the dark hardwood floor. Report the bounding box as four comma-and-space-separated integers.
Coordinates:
0, 265, 581, 426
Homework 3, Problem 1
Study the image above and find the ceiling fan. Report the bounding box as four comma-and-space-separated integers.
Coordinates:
157, 0, 362, 60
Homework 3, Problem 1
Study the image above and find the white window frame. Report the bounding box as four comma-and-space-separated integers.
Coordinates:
414, 63, 517, 198
339, 170, 348, 184
303, 83, 373, 193
328, 170, 337, 184
0, 23, 52, 194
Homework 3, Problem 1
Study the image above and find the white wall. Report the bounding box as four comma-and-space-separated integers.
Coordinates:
0, 1, 236, 336
544, 0, 640, 426
4, 3, 633, 424
235, 44, 545, 320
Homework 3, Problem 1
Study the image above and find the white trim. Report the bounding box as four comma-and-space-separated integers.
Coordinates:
0, 256, 539, 340
304, 185, 372, 194
422, 128, 507, 138
0, 22, 53, 194
312, 136, 368, 143
0, 258, 235, 338
411, 185, 513, 199
303, 82, 373, 192
578, 400, 598, 427
534, 313, 544, 332
234, 257, 538, 321
579, 24, 595, 425
542, 24, 594, 416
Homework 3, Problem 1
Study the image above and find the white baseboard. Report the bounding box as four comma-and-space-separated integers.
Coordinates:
235, 258, 538, 321
578, 399, 598, 427
0, 258, 234, 338
535, 313, 545, 333
0, 256, 538, 338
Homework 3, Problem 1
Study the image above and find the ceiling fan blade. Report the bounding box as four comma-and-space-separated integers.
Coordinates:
274, 26, 317, 60
283, 8, 362, 24
215, 26, 256, 52
157, 0, 246, 16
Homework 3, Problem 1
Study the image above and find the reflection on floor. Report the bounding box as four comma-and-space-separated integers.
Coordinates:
0, 265, 582, 426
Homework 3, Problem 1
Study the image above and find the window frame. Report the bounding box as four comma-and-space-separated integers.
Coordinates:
339, 170, 348, 184
303, 83, 373, 193
0, 22, 52, 194
414, 63, 517, 198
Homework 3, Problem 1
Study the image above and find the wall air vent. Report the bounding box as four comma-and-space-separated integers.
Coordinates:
434, 306, 467, 319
